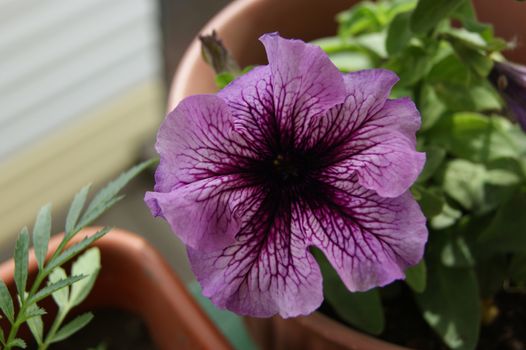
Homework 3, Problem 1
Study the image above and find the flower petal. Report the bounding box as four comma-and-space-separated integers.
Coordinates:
296, 175, 427, 291
304, 87, 425, 197
145, 94, 260, 250
219, 33, 346, 149
188, 196, 323, 318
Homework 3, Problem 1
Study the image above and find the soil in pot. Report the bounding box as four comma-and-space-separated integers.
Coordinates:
321, 283, 526, 350
29, 308, 157, 350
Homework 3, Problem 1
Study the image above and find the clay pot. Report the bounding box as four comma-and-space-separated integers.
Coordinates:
0, 228, 232, 350
167, 0, 526, 349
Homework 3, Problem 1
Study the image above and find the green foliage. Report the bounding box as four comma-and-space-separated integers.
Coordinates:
415, 265, 481, 350
0, 158, 156, 349
304, 0, 524, 349
316, 251, 385, 335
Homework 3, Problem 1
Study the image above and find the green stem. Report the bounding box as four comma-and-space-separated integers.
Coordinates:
40, 308, 68, 350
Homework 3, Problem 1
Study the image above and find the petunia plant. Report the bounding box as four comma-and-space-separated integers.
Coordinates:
146, 0, 526, 349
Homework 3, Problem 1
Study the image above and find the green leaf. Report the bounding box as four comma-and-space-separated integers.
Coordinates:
441, 234, 475, 268
418, 146, 446, 182
81, 159, 156, 226
65, 184, 91, 234
410, 0, 465, 34
440, 159, 519, 213
8, 338, 26, 349
430, 202, 462, 230
33, 203, 52, 270
215, 72, 235, 89
477, 256, 508, 297
0, 279, 14, 323
49, 267, 69, 309
51, 312, 93, 343
386, 11, 412, 55
427, 113, 522, 163
415, 265, 480, 350
70, 248, 101, 307
418, 84, 446, 131
384, 45, 432, 87
26, 304, 44, 345
45, 227, 110, 274
317, 251, 384, 335
412, 186, 444, 218
405, 260, 427, 293
478, 191, 526, 252
30, 275, 86, 304
14, 228, 29, 297
328, 51, 374, 72
448, 37, 493, 77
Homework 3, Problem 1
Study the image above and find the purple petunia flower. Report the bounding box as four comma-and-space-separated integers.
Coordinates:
489, 61, 526, 131
145, 33, 428, 318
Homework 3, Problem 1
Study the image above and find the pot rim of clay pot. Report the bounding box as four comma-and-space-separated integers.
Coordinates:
0, 228, 232, 350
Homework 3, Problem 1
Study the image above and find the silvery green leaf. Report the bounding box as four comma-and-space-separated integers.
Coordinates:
0, 279, 14, 323
33, 203, 52, 270
26, 304, 44, 345
30, 275, 86, 304
51, 312, 93, 343
45, 227, 109, 274
65, 184, 91, 235
70, 248, 101, 307
49, 267, 69, 309
8, 338, 26, 349
81, 159, 156, 226
14, 228, 29, 297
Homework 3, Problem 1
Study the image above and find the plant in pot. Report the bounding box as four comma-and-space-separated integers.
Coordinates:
0, 161, 231, 350
145, 0, 526, 349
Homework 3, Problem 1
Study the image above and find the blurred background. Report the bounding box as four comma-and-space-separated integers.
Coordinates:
0, 0, 230, 281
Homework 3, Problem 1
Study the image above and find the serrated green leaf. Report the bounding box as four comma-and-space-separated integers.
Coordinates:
0, 279, 14, 323
405, 260, 427, 293
8, 338, 26, 349
70, 248, 101, 307
30, 275, 86, 304
26, 304, 44, 345
25, 304, 46, 318
415, 265, 480, 350
66, 184, 91, 234
51, 312, 94, 343
49, 267, 69, 309
14, 228, 29, 297
410, 0, 465, 34
386, 11, 412, 55
45, 227, 110, 274
82, 159, 156, 226
33, 203, 52, 270
317, 251, 384, 335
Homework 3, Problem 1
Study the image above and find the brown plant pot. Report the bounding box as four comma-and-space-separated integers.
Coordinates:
0, 228, 232, 350
167, 0, 526, 349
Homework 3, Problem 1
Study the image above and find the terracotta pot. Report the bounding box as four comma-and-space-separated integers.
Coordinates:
167, 0, 526, 349
0, 228, 232, 350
